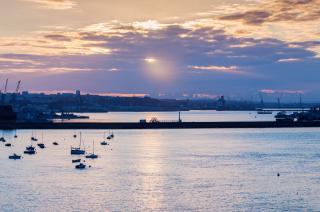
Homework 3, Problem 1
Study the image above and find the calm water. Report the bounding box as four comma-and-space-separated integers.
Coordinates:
59, 110, 276, 123
1, 111, 320, 211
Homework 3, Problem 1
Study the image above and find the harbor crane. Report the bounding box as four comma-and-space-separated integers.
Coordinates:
1, 78, 8, 104
10, 80, 21, 104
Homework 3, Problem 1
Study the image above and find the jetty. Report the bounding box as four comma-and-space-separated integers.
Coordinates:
1, 121, 320, 130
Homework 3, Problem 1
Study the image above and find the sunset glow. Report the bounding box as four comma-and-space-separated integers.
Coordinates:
0, 0, 319, 100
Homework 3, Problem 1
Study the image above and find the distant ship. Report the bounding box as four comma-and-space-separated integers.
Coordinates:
275, 107, 320, 122
257, 110, 272, 115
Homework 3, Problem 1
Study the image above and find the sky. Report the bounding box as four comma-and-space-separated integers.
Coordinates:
0, 0, 320, 101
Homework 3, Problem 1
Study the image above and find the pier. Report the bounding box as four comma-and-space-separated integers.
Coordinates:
1, 121, 320, 130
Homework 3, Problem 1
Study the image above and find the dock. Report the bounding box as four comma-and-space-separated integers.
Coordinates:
1, 121, 320, 130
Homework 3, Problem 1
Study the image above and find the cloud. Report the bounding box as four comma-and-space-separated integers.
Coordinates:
277, 58, 303, 62
189, 65, 239, 73
221, 11, 272, 25
0, 18, 320, 99
260, 89, 304, 94
220, 0, 320, 25
44, 34, 72, 41
23, 0, 76, 10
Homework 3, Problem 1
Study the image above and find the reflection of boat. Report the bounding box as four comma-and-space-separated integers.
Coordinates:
9, 153, 21, 160
75, 163, 86, 169
71, 132, 85, 155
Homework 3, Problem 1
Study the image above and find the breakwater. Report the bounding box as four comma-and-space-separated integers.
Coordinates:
1, 121, 320, 130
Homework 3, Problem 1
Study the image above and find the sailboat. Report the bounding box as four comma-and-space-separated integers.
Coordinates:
9, 153, 22, 160
86, 141, 98, 159
71, 132, 85, 155
37, 131, 46, 149
31, 130, 38, 141
75, 162, 86, 169
14, 130, 18, 138
100, 131, 109, 146
107, 130, 114, 140
72, 159, 81, 163
24, 145, 36, 155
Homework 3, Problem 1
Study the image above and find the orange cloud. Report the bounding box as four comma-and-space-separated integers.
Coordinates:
23, 0, 76, 10
220, 0, 320, 25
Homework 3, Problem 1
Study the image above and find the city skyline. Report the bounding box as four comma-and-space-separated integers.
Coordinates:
0, 0, 320, 101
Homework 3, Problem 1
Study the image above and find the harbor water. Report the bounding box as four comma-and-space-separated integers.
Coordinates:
58, 110, 276, 123
1, 112, 320, 211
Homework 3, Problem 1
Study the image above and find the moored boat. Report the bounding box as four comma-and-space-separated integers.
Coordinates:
75, 163, 86, 169
9, 153, 21, 160
24, 145, 36, 154
72, 159, 81, 163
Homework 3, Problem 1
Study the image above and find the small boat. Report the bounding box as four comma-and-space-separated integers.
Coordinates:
37, 131, 46, 149
75, 163, 86, 169
101, 132, 109, 145
100, 141, 109, 146
257, 110, 272, 115
14, 135, 18, 138
53, 142, 59, 145
107, 130, 114, 140
0, 137, 6, 142
85, 141, 98, 159
31, 137, 38, 141
71, 147, 85, 155
26, 145, 35, 151
37, 143, 46, 149
5, 143, 12, 147
73, 134, 77, 138
9, 153, 22, 160
24, 145, 36, 154
72, 159, 81, 163
86, 154, 98, 159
